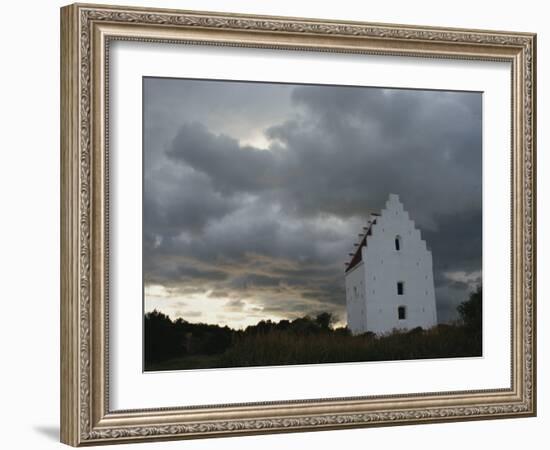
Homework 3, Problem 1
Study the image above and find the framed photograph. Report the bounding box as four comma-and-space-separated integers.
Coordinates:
60, 3, 536, 446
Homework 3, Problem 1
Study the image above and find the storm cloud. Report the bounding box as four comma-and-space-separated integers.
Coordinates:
143, 77, 482, 327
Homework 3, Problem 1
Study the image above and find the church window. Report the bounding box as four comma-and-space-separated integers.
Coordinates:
397, 281, 404, 295
395, 235, 401, 251
398, 306, 406, 320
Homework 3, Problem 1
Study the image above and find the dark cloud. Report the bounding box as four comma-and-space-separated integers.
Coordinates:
207, 290, 231, 298
143, 164, 237, 239
143, 78, 482, 325
167, 123, 282, 194
225, 299, 246, 310
180, 310, 202, 318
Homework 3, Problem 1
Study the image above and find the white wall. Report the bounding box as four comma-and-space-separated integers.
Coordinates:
0, 1, 547, 449
345, 261, 367, 333
346, 195, 437, 335
363, 194, 438, 334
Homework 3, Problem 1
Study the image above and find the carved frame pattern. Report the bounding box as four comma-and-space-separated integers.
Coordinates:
60, 3, 536, 446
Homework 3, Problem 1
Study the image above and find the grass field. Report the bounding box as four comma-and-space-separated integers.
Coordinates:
145, 323, 481, 371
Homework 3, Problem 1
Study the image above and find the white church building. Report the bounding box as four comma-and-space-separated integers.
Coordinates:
345, 194, 438, 335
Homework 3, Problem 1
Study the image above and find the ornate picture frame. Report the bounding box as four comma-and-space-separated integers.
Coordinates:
60, 2, 536, 446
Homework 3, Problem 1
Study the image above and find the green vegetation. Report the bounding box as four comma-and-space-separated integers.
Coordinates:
144, 287, 482, 371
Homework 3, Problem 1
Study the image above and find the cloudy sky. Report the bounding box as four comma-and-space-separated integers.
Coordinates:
143, 77, 482, 329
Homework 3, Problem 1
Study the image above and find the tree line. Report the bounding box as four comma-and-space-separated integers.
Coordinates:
144, 286, 482, 370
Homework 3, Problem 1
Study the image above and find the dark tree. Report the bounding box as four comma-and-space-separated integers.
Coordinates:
315, 312, 335, 330
457, 286, 482, 332
144, 310, 180, 363
288, 316, 320, 334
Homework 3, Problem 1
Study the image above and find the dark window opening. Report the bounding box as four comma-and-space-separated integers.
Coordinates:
397, 281, 404, 295
395, 236, 401, 251
398, 306, 406, 320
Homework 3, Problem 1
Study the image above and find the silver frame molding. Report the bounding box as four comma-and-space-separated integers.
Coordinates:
60, 3, 536, 446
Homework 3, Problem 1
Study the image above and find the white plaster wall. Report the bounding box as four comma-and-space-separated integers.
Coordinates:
365, 194, 438, 334
345, 261, 367, 334
358, 194, 438, 334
